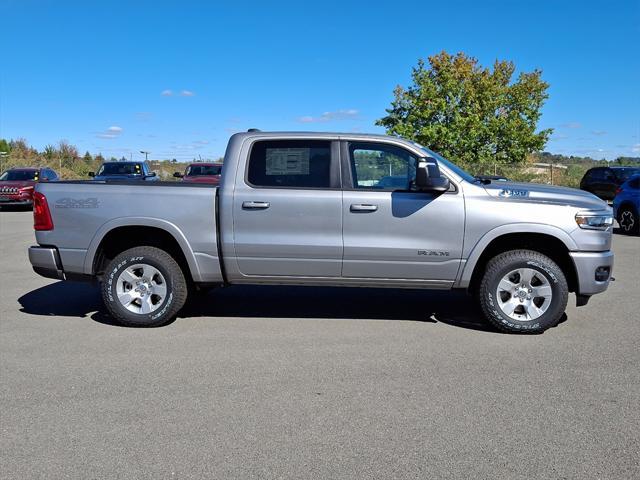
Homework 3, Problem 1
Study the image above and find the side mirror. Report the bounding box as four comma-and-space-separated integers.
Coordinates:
88, 171, 95, 177
415, 158, 450, 193
147, 172, 157, 178
173, 172, 184, 178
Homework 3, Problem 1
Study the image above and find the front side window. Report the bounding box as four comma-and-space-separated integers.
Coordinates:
349, 143, 417, 190
247, 140, 331, 188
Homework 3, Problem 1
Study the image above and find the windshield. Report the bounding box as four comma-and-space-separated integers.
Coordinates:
0, 170, 37, 181
416, 145, 476, 183
97, 163, 143, 176
186, 165, 222, 176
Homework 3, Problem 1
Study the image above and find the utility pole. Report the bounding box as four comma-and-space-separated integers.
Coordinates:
140, 150, 150, 161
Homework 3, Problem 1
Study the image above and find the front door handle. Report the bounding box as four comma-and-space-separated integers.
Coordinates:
242, 201, 270, 210
350, 204, 378, 213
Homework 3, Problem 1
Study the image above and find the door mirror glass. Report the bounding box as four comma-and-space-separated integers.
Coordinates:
173, 172, 183, 178
88, 171, 95, 177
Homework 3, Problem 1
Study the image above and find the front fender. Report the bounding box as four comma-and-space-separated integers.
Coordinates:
455, 223, 578, 288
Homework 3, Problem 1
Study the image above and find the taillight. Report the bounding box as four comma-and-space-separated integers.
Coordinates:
33, 191, 54, 231
615, 186, 623, 196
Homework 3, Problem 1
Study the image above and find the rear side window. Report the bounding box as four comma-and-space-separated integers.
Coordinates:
247, 140, 331, 188
589, 169, 605, 181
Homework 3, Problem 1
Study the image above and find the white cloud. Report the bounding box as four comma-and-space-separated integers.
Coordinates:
180, 90, 195, 97
632, 143, 640, 153
591, 130, 607, 136
559, 122, 582, 129
95, 125, 123, 139
297, 109, 360, 123
161, 89, 173, 96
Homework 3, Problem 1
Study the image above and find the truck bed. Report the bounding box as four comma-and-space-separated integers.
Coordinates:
34, 181, 223, 283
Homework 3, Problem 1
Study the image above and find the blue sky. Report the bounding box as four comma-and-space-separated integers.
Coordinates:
1, 0, 638, 161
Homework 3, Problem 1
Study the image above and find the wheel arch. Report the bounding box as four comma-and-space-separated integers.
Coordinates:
85, 218, 201, 282
458, 225, 579, 294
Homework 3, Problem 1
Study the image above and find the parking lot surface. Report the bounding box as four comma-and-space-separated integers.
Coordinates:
1, 210, 639, 479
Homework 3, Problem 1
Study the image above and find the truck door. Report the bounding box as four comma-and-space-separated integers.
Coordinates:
232, 139, 343, 277
341, 141, 465, 283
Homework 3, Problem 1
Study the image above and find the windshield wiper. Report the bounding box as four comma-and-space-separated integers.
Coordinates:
474, 175, 492, 185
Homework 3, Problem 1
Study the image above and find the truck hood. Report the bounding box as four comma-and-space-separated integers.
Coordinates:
182, 175, 221, 184
482, 181, 609, 211
0, 180, 36, 190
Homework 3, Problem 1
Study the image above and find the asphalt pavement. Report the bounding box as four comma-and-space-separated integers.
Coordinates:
1, 210, 639, 479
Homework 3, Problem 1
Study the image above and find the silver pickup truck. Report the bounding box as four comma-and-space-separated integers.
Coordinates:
28, 131, 614, 333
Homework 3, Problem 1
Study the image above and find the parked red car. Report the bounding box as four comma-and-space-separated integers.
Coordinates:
0, 167, 59, 208
174, 163, 223, 185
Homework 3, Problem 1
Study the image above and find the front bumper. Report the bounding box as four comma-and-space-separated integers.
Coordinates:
0, 196, 33, 206
28, 246, 64, 280
569, 250, 614, 296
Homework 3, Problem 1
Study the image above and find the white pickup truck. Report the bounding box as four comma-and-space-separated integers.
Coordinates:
28, 131, 614, 333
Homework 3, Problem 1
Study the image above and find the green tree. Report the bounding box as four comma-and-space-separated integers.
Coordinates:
0, 139, 10, 154
376, 51, 553, 168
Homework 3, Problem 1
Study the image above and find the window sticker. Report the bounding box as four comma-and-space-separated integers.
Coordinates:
265, 148, 310, 176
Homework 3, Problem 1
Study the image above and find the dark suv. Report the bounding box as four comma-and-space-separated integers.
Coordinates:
580, 166, 640, 200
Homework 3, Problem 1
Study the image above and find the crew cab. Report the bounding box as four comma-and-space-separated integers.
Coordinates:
28, 131, 614, 333
89, 161, 158, 181
0, 167, 59, 208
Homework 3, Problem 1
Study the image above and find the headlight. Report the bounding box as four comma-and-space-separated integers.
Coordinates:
575, 213, 613, 230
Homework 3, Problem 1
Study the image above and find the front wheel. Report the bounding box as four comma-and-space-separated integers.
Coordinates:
101, 246, 188, 327
478, 250, 568, 333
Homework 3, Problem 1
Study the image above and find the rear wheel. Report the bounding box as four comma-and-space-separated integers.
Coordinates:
478, 250, 568, 333
101, 246, 188, 327
618, 205, 639, 235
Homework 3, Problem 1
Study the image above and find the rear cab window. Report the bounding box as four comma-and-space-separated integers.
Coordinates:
247, 140, 334, 189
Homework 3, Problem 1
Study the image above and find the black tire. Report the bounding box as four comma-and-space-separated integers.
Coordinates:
478, 250, 568, 334
617, 205, 639, 235
101, 246, 188, 327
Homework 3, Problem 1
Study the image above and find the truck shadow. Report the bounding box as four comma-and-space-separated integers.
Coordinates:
179, 285, 499, 332
18, 282, 546, 334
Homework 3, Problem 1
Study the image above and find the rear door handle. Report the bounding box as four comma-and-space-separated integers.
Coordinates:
242, 201, 270, 210
350, 204, 378, 213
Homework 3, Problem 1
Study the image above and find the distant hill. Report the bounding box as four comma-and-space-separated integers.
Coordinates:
532, 152, 640, 166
